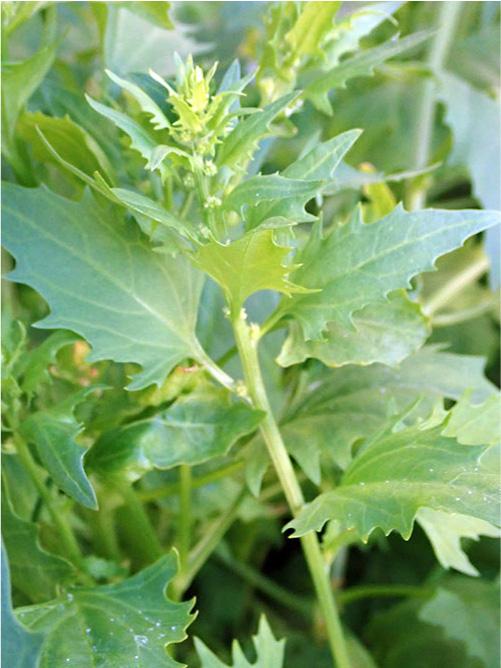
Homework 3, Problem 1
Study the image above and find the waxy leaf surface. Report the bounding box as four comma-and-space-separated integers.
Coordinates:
17, 554, 194, 668
288, 421, 499, 540
2, 184, 205, 390
275, 205, 500, 340
88, 387, 263, 480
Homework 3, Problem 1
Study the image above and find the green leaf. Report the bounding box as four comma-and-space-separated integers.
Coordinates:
284, 1, 340, 61
419, 579, 500, 667
283, 128, 362, 180
443, 394, 501, 446
224, 174, 323, 229
1, 487, 76, 602
304, 31, 432, 114
275, 205, 500, 340
192, 228, 310, 316
194, 615, 285, 667
416, 508, 501, 576
18, 111, 114, 184
85, 94, 166, 177
17, 553, 195, 668
88, 386, 263, 480
216, 92, 299, 170
18, 330, 79, 398
20, 388, 98, 509
288, 418, 498, 540
115, 1, 173, 30
2, 184, 206, 390
1, 545, 45, 668
1, 41, 56, 159
277, 291, 429, 368
110, 187, 194, 241
105, 69, 171, 131
280, 346, 496, 481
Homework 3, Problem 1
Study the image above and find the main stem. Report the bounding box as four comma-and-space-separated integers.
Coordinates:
406, 1, 462, 211
233, 313, 351, 668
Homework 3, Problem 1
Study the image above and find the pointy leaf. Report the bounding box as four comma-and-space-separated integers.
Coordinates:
2, 184, 206, 390
304, 31, 432, 115
273, 205, 500, 340
17, 554, 195, 668
277, 291, 429, 368
195, 615, 285, 667
287, 416, 499, 540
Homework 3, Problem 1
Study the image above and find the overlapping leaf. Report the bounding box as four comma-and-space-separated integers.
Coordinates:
277, 290, 429, 368
88, 387, 263, 481
288, 414, 499, 540
2, 184, 206, 390
17, 553, 195, 668
280, 346, 496, 481
272, 205, 500, 340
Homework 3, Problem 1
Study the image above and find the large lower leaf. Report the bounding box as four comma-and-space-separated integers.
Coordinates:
288, 420, 499, 540
17, 553, 195, 668
88, 387, 263, 480
274, 205, 500, 340
1, 545, 45, 668
195, 615, 285, 667
280, 347, 496, 481
2, 184, 206, 390
1, 488, 76, 602
277, 290, 429, 368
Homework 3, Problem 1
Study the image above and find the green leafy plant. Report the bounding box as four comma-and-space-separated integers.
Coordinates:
2, 2, 500, 667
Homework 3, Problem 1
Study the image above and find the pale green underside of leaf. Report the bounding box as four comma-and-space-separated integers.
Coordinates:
419, 579, 500, 667
443, 394, 501, 446
2, 184, 205, 390
277, 290, 429, 367
194, 615, 285, 668
106, 69, 170, 130
281, 346, 496, 482
2, 488, 76, 603
1, 546, 45, 668
275, 204, 500, 340
304, 30, 432, 114
192, 228, 310, 315
288, 421, 499, 540
88, 387, 263, 480
17, 554, 195, 668
416, 508, 501, 576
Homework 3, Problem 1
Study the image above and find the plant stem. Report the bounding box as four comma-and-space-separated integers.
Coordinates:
138, 460, 244, 501
175, 488, 246, 595
14, 434, 92, 582
423, 254, 489, 315
195, 342, 235, 393
337, 584, 429, 606
178, 464, 192, 571
215, 549, 313, 619
406, 2, 462, 211
232, 313, 351, 668
117, 483, 163, 562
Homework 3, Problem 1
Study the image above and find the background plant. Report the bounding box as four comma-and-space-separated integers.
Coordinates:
1, 2, 500, 667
